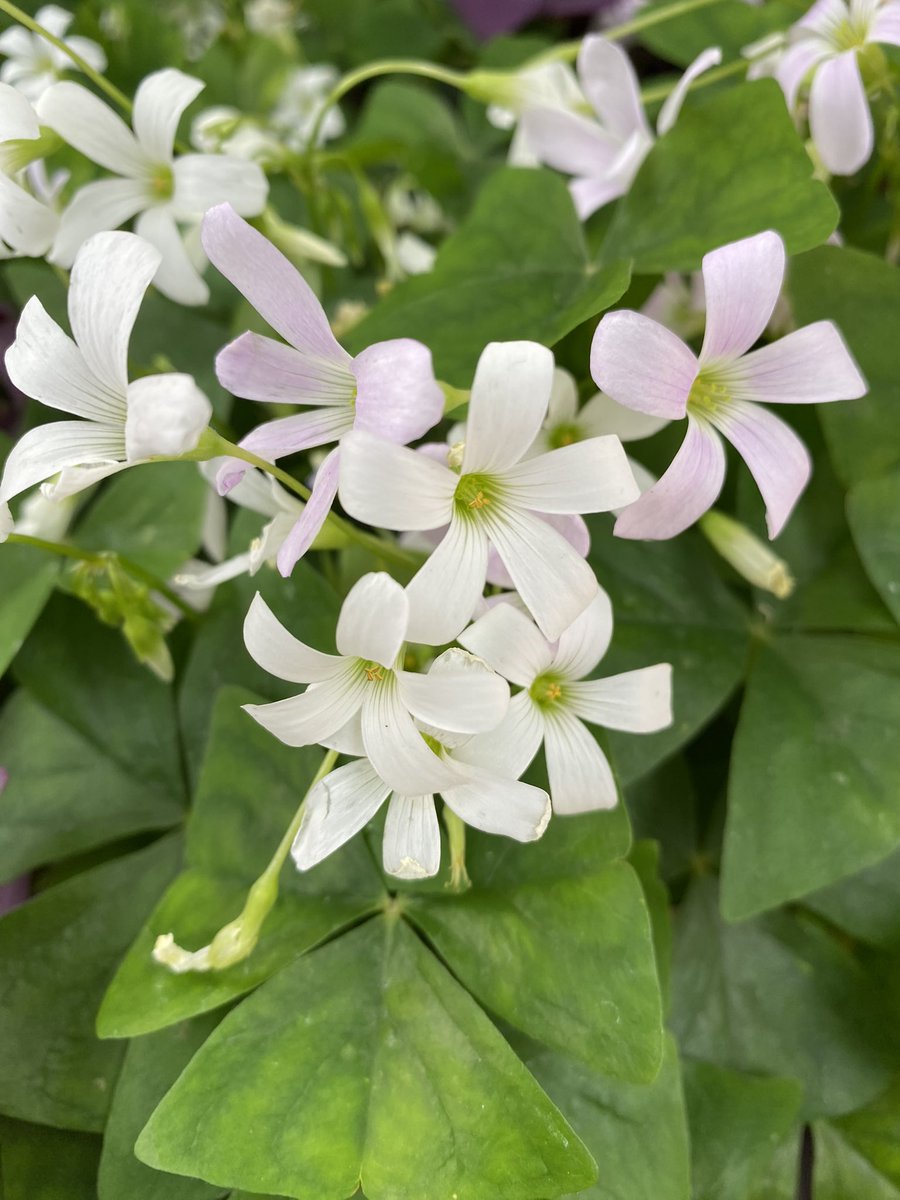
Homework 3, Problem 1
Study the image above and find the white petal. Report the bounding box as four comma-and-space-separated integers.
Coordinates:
49, 178, 150, 267
243, 665, 365, 748
43, 460, 128, 500
133, 68, 204, 163
809, 50, 873, 175
442, 761, 551, 841
453, 691, 545, 780
520, 106, 622, 179
543, 709, 618, 813
292, 759, 390, 871
338, 430, 456, 532
699, 230, 786, 364
0, 172, 56, 257
135, 206, 209, 307
171, 154, 268, 219
173, 552, 252, 590
382, 795, 441, 880
567, 663, 673, 732
336, 572, 409, 668
457, 601, 553, 687
404, 515, 490, 646
657, 46, 722, 136
243, 591, 344, 683
501, 436, 640, 514
319, 712, 365, 758
5, 296, 124, 422
551, 588, 614, 680
546, 367, 579, 426
0, 81, 40, 141
397, 662, 509, 736
36, 81, 148, 176
124, 373, 210, 460
360, 676, 462, 796
578, 35, 650, 140
68, 229, 160, 396
485, 506, 599, 641
0, 420, 125, 504
578, 391, 669, 443
462, 341, 555, 474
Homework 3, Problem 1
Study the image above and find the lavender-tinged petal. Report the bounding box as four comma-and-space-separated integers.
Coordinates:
809, 50, 874, 176
352, 338, 443, 444
577, 35, 650, 140
276, 448, 341, 576
591, 310, 698, 419
699, 230, 786, 364
774, 39, 831, 108
519, 106, 622, 178
723, 321, 867, 405
657, 46, 722, 135
215, 331, 355, 406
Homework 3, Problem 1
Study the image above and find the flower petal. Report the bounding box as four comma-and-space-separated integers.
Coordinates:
292, 759, 390, 871
405, 515, 490, 646
124, 372, 210, 460
201, 203, 346, 363
774, 40, 831, 108
49, 177, 150, 267
133, 68, 204, 163
5, 296, 124, 421
134, 206, 209, 307
397, 662, 509, 736
36, 81, 147, 175
361, 676, 462, 795
215, 331, 355, 405
453, 691, 545, 780
336, 570, 409, 667
171, 154, 267, 219
722, 321, 867, 404
591, 310, 697, 419
243, 592, 344, 683
458, 601, 554, 687
567, 663, 673, 732
551, 588, 614, 680
0, 81, 40, 141
709, 399, 811, 538
352, 338, 443, 445
578, 391, 669, 442
501, 436, 640, 514
68, 229, 160, 396
0, 420, 125, 504
442, 761, 550, 841
809, 50, 873, 175
569, 174, 629, 219
0, 172, 56, 257
382, 794, 441, 880
872, 5, 900, 46
485, 505, 600, 641
518, 107, 621, 178
239, 409, 353, 464
699, 230, 785, 364
657, 46, 722, 135
243, 665, 365, 747
578, 35, 650, 140
614, 416, 725, 540
462, 341, 555, 474
543, 709, 618, 813
275, 447, 342, 576
338, 429, 457, 532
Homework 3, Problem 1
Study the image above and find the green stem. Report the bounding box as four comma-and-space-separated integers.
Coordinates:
154, 748, 340, 973
530, 0, 730, 63
5, 532, 198, 618
0, 0, 133, 113
443, 807, 471, 893
641, 56, 747, 104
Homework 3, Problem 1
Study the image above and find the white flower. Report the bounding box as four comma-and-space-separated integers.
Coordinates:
242, 574, 510, 796
244, 0, 300, 36
0, 83, 58, 257
339, 341, 640, 645
458, 595, 673, 814
292, 649, 550, 879
484, 60, 587, 167
36, 68, 268, 304
0, 5, 106, 101
270, 65, 344, 151
0, 230, 212, 510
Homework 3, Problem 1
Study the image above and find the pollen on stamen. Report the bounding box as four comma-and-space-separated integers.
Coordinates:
364, 664, 384, 682
467, 490, 489, 509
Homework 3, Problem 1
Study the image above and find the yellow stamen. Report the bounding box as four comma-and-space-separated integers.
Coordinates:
467, 490, 489, 509
364, 665, 384, 682
545, 683, 562, 701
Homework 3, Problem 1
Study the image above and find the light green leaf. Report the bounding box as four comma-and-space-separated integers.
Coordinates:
789, 246, 900, 487
722, 635, 900, 920
825, 1078, 900, 1194
805, 847, 900, 952
98, 688, 383, 1038
746, 1135, 803, 1200
99, 1015, 225, 1200
0, 1117, 101, 1200
587, 519, 750, 784
0, 690, 183, 881
813, 1120, 900, 1200
345, 167, 631, 385
409, 855, 663, 1082
0, 544, 58, 678
682, 1060, 802, 1200
0, 836, 181, 1130
136, 918, 598, 1200
670, 877, 895, 1118
847, 474, 900, 625
603, 81, 838, 272
526, 1034, 690, 1200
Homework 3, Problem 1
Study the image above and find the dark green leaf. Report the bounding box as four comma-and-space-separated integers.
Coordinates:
805, 847, 900, 952
638, 1, 800, 65
847, 473, 900, 625
0, 1117, 101, 1200
345, 168, 631, 385
628, 840, 672, 1004
136, 918, 597, 1200
0, 545, 58, 678
813, 1119, 900, 1199
603, 81, 838, 272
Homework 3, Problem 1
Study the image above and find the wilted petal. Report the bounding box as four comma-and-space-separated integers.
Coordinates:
578, 35, 650, 140
382, 794, 441, 879
462, 341, 555, 474
723, 321, 867, 404
37, 81, 147, 175
336, 571, 409, 667
710, 399, 811, 538
405, 515, 490, 646
353, 338, 443, 444
339, 430, 456, 532
172, 154, 267, 219
292, 759, 390, 871
244, 664, 366, 747
442, 761, 550, 841
361, 676, 462, 795
657, 46, 722, 135
543, 708, 618, 813
809, 50, 873, 175
458, 601, 554, 687
567, 663, 673, 731
699, 230, 785, 364
591, 310, 698, 419
134, 206, 209, 307
243, 591, 343, 683
49, 177, 150, 266
124, 373, 210, 460
551, 588, 614, 680
614, 415, 726, 540
275, 448, 341, 576
0, 420, 125, 504
133, 68, 205, 163
215, 331, 355, 405
501, 436, 639, 514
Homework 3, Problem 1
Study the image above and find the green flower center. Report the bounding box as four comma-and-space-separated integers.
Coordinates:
149, 164, 175, 199
687, 371, 731, 418
421, 732, 445, 756
454, 473, 498, 519
548, 422, 583, 449
833, 17, 869, 51
530, 673, 566, 708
